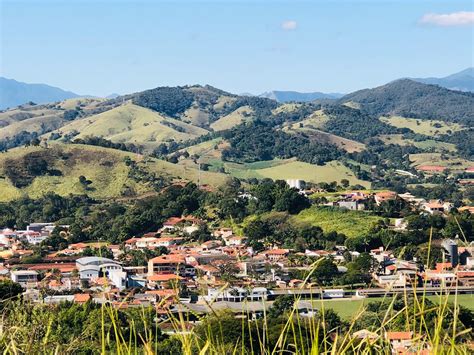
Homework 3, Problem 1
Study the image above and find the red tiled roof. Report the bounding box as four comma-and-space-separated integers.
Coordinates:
264, 249, 289, 255
74, 293, 91, 303
147, 274, 183, 282
386, 331, 412, 340
149, 254, 186, 264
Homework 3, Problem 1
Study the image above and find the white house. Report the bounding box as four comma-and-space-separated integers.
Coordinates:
76, 257, 124, 288
11, 270, 38, 287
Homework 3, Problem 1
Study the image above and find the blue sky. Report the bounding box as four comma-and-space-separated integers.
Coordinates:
1, 0, 473, 96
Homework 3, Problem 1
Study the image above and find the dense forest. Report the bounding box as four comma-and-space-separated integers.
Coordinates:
322, 105, 405, 141
221, 121, 342, 164
132, 87, 195, 117
341, 79, 474, 126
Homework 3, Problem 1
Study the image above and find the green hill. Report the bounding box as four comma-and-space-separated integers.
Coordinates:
48, 103, 210, 150
0, 143, 226, 201
340, 79, 474, 125
0, 98, 114, 146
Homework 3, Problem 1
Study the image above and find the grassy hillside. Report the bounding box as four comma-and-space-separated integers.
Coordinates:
380, 116, 464, 136
409, 152, 474, 170
0, 143, 226, 201
379, 134, 457, 152
283, 123, 365, 153
292, 206, 382, 238
225, 159, 370, 187
210, 105, 254, 131
49, 103, 209, 150
0, 98, 112, 142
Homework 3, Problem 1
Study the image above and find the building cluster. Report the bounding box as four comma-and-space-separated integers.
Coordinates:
0, 188, 472, 349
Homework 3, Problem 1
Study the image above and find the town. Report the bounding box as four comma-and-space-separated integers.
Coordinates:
1, 178, 473, 353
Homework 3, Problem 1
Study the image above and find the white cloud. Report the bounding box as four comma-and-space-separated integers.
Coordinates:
419, 11, 474, 27
281, 20, 297, 31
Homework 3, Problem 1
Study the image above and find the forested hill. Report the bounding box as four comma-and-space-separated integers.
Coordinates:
340, 79, 474, 126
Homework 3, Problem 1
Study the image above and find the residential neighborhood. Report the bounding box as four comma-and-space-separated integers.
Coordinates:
1, 183, 473, 354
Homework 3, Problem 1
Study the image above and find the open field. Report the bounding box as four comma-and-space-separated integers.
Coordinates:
409, 152, 474, 170
309, 294, 474, 320
291, 206, 382, 238
379, 134, 457, 152
380, 116, 465, 136
226, 160, 370, 187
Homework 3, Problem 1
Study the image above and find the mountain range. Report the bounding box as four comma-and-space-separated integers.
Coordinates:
1, 68, 472, 109
412, 68, 474, 93
0, 77, 80, 110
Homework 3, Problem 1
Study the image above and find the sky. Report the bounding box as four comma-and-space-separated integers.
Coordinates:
1, 0, 473, 96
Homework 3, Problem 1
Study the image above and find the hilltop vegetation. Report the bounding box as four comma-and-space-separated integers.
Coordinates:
341, 79, 474, 125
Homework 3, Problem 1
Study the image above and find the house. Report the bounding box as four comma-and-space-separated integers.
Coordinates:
248, 287, 268, 301
286, 179, 304, 190
385, 331, 412, 352
161, 216, 202, 233
11, 270, 39, 287
147, 254, 194, 276
422, 200, 450, 215
22, 231, 47, 245
374, 191, 397, 205
337, 200, 365, 211
200, 240, 222, 251
213, 228, 233, 239
226, 236, 247, 246
76, 257, 124, 287
162, 217, 184, 231
147, 274, 183, 289
457, 271, 474, 286
260, 249, 290, 262
423, 264, 456, 287
205, 287, 247, 302
74, 293, 91, 304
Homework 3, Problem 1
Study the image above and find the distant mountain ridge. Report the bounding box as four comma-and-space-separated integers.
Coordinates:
259, 90, 343, 102
412, 68, 474, 92
0, 77, 80, 110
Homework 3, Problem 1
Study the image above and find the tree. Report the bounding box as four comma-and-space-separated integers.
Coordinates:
340, 179, 350, 188
312, 258, 339, 285
268, 295, 295, 318
0, 280, 23, 300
